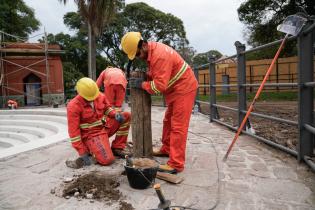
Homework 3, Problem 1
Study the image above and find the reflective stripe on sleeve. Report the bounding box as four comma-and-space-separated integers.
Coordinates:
167, 62, 188, 88
150, 81, 160, 94
104, 107, 115, 116
116, 131, 129, 136
70, 136, 81, 143
119, 122, 130, 129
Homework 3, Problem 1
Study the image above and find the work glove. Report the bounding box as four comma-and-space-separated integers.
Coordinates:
129, 78, 143, 89
115, 112, 125, 123
80, 154, 93, 166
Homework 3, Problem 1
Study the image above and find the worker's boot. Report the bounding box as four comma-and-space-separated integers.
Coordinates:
112, 148, 132, 159
152, 147, 169, 157
158, 164, 177, 174
65, 157, 84, 169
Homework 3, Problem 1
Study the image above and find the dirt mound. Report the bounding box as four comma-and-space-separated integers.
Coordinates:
132, 158, 158, 169
62, 172, 134, 210
119, 201, 135, 210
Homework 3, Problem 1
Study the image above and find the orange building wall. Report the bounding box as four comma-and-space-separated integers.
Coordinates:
3, 56, 64, 95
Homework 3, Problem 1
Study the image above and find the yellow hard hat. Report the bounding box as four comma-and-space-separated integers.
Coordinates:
76, 77, 99, 101
121, 32, 142, 60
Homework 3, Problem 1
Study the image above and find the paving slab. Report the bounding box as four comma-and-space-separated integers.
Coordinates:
0, 106, 314, 210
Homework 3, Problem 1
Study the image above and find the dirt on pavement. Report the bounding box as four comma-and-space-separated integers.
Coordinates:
61, 171, 134, 210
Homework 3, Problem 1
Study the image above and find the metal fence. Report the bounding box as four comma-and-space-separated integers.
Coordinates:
194, 19, 315, 172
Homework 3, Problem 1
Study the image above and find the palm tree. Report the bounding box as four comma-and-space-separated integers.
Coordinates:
59, 0, 122, 80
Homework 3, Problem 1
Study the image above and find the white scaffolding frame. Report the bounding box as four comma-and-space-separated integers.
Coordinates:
0, 30, 62, 108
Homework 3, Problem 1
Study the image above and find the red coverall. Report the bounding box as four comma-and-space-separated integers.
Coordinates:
96, 67, 128, 109
67, 93, 130, 165
141, 42, 198, 172
7, 100, 18, 109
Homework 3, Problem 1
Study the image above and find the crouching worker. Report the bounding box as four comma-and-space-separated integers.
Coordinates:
7, 100, 18, 109
66, 77, 131, 169
96, 66, 127, 112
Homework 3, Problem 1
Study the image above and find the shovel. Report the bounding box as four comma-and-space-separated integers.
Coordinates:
223, 14, 307, 161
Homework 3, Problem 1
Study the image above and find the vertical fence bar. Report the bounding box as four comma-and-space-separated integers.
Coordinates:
193, 66, 200, 111
235, 41, 247, 129
209, 55, 216, 122
298, 22, 314, 161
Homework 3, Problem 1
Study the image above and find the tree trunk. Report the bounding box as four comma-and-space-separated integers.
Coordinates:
88, 23, 96, 80
130, 72, 152, 158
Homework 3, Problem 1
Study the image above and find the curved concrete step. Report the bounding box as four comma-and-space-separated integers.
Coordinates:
0, 120, 60, 133
0, 132, 29, 145
0, 131, 39, 143
0, 115, 67, 124
0, 109, 66, 117
0, 138, 14, 149
0, 108, 69, 159
0, 126, 45, 138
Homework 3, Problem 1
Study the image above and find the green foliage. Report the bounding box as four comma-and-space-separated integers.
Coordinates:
63, 62, 84, 100
64, 12, 85, 32
193, 50, 223, 67
0, 0, 40, 40
238, 0, 315, 59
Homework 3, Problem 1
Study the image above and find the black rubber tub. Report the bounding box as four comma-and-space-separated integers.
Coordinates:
124, 164, 158, 189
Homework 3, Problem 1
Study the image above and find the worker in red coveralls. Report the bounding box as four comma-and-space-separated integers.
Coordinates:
65, 77, 131, 169
96, 67, 127, 112
7, 100, 18, 109
121, 32, 198, 174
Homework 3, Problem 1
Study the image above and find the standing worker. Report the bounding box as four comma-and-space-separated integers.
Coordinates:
66, 77, 131, 169
121, 32, 198, 173
96, 67, 128, 111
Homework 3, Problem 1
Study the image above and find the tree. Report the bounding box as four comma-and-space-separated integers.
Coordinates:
59, 0, 123, 80
177, 44, 196, 66
238, 0, 314, 59
0, 0, 40, 40
98, 2, 189, 68
193, 50, 223, 67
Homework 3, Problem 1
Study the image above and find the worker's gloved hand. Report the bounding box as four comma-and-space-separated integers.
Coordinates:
129, 78, 143, 89
115, 112, 125, 123
80, 154, 92, 166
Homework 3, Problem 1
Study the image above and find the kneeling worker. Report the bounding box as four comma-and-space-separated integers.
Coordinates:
66, 77, 131, 169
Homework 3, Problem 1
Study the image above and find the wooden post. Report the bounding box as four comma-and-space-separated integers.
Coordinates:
130, 71, 152, 157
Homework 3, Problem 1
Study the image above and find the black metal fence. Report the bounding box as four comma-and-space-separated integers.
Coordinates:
194, 19, 315, 172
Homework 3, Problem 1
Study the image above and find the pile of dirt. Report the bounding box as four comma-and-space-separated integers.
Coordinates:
62, 172, 134, 210
119, 201, 135, 210
132, 158, 158, 169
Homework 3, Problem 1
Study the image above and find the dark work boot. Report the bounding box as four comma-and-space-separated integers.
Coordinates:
112, 148, 132, 159
65, 157, 84, 169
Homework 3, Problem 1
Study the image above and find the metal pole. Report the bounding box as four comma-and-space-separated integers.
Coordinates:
209, 55, 216, 122
297, 21, 314, 162
44, 30, 51, 106
235, 41, 247, 129
193, 65, 200, 111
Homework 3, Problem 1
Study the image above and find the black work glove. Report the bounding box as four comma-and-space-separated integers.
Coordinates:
129, 78, 144, 89
115, 112, 125, 123
80, 154, 93, 166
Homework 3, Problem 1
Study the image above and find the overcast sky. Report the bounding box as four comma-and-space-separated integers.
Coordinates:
24, 0, 246, 55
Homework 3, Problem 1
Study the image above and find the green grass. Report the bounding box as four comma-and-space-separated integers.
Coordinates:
197, 91, 299, 102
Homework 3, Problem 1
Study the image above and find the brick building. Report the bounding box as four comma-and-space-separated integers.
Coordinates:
0, 43, 64, 107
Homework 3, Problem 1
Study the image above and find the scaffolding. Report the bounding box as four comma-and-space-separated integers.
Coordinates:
0, 30, 63, 108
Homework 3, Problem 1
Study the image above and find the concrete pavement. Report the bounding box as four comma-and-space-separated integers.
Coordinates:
0, 106, 314, 210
